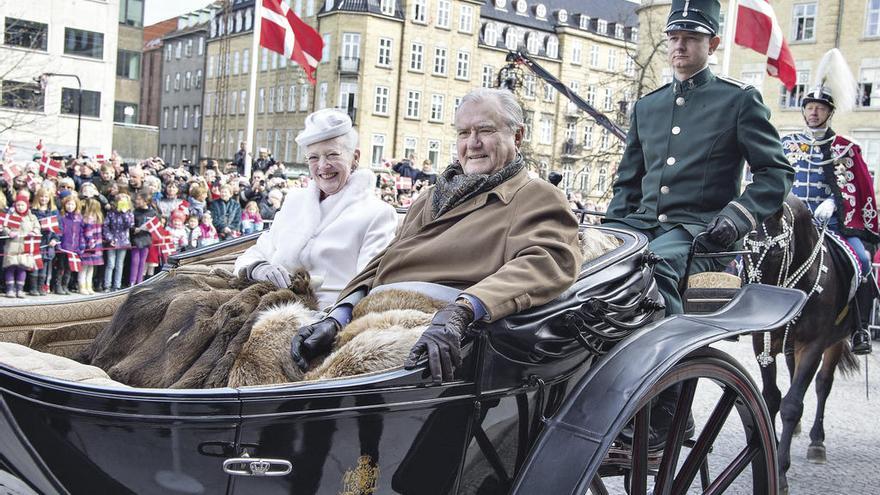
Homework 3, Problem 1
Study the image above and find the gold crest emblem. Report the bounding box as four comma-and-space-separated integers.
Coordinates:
339, 455, 379, 495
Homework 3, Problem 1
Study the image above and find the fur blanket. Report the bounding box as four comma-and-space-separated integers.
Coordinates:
78, 269, 319, 388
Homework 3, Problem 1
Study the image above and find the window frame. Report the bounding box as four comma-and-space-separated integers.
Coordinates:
4, 17, 48, 51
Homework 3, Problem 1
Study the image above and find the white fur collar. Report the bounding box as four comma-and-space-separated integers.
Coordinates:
270, 169, 375, 270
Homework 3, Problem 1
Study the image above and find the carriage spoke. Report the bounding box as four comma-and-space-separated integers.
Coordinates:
630, 405, 651, 495
702, 441, 760, 495
671, 387, 738, 493
589, 474, 610, 495
654, 378, 699, 495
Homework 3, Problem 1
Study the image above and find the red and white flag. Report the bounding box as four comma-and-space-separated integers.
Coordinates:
260, 0, 323, 84
35, 139, 43, 153
143, 216, 171, 242
395, 176, 412, 191
2, 162, 21, 183
23, 236, 41, 256
58, 249, 81, 272
39, 153, 62, 177
156, 239, 177, 257
0, 212, 23, 230
39, 216, 61, 234
734, 0, 797, 90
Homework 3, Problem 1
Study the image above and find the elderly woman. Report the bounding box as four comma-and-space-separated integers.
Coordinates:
234, 109, 397, 309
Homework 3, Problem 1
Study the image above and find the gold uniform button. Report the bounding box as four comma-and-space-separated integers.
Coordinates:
660, 186, 670, 194
672, 126, 681, 135
658, 214, 668, 222
666, 157, 676, 165
675, 97, 685, 106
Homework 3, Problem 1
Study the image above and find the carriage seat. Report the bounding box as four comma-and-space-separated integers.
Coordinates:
683, 272, 742, 314
0, 342, 128, 388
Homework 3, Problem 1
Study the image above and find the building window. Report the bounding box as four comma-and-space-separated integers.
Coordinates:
238, 90, 245, 114
166, 44, 173, 62
437, 0, 451, 29
318, 82, 328, 109
459, 5, 474, 33
300, 85, 309, 111
203, 94, 211, 117
482, 65, 494, 88
526, 32, 539, 54
779, 69, 810, 108
113, 102, 138, 123
543, 82, 554, 102
172, 106, 179, 128
586, 85, 596, 106
321, 34, 331, 62
162, 107, 169, 128
868, 0, 880, 37
546, 36, 559, 58
242, 48, 250, 74
590, 45, 599, 67
185, 39, 193, 57
261, 47, 269, 71
277, 85, 285, 112
483, 22, 498, 46
571, 41, 582, 65
624, 57, 635, 77
858, 65, 880, 108
259, 88, 266, 113
206, 56, 214, 78
579, 15, 591, 30
540, 116, 552, 144
182, 106, 189, 129
194, 105, 201, 128
792, 3, 817, 42
64, 28, 104, 59
377, 38, 393, 67
604, 88, 614, 111
0, 80, 44, 111
615, 24, 625, 39
198, 36, 205, 55
230, 91, 238, 115
374, 86, 390, 115
371, 134, 386, 165
597, 20, 608, 35
185, 71, 192, 90
608, 49, 617, 71
175, 41, 182, 59
600, 129, 610, 149
119, 0, 145, 27
430, 94, 444, 122
338, 82, 356, 111
380, 0, 395, 16
583, 124, 594, 148
452, 97, 462, 123
597, 167, 607, 191
174, 73, 181, 91
433, 47, 447, 75
456, 51, 470, 80
342, 32, 361, 60
406, 90, 421, 119
524, 74, 535, 98
631, 27, 639, 41
523, 111, 533, 142
4, 18, 48, 51
61, 88, 100, 117
268, 86, 275, 113
195, 70, 203, 89
285, 129, 294, 162
289, 85, 297, 111
427, 140, 440, 166
410, 43, 424, 71
404, 137, 417, 159
413, 0, 427, 23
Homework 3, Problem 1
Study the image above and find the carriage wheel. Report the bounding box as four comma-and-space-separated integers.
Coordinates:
591, 347, 777, 495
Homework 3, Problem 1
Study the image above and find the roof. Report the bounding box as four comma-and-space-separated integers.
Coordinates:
481, 0, 639, 33
143, 18, 179, 45
319, 0, 405, 19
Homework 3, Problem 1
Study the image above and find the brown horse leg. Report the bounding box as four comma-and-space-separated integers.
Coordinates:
778, 343, 824, 494
806, 342, 843, 464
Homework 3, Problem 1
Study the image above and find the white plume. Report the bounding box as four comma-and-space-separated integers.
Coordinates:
813, 48, 857, 113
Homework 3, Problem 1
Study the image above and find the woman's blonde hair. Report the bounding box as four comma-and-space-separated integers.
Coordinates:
244, 200, 259, 213
81, 197, 104, 223
31, 187, 56, 211
59, 192, 80, 212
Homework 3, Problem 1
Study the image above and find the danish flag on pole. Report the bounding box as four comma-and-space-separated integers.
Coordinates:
260, 0, 323, 84
734, 0, 797, 90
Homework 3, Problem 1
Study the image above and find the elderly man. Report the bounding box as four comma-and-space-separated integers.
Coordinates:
291, 88, 584, 383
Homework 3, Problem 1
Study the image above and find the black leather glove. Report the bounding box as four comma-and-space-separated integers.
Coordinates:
290, 317, 341, 371
404, 302, 474, 384
705, 214, 739, 249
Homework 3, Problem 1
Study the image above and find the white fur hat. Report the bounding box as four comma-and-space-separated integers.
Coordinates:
295, 108, 352, 147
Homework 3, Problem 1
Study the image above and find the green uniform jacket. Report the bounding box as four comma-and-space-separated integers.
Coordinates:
606, 68, 794, 238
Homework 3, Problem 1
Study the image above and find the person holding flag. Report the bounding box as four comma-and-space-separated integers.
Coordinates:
603, 0, 793, 447
3, 193, 41, 298
55, 191, 84, 295
30, 188, 60, 295
781, 48, 879, 354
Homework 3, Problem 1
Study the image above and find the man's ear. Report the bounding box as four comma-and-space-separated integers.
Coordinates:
514, 125, 525, 147
708, 35, 721, 55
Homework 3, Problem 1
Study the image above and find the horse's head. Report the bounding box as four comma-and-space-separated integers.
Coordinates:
742, 194, 814, 285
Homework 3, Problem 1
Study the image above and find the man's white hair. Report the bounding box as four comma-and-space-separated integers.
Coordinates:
456, 88, 524, 132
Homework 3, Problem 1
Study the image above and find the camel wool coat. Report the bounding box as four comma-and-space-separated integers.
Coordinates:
338, 167, 583, 321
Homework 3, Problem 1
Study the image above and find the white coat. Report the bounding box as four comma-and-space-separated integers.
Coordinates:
234, 169, 397, 308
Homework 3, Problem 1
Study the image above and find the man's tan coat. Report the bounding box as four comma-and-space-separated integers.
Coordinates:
338, 167, 583, 321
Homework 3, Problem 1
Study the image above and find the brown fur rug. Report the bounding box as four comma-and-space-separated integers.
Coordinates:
79, 268, 318, 388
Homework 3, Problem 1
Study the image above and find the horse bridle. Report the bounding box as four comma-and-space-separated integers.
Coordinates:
743, 202, 828, 366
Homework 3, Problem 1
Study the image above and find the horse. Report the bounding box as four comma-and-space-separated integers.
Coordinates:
742, 194, 860, 494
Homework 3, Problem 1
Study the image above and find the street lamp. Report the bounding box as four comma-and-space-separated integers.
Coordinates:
36, 72, 83, 158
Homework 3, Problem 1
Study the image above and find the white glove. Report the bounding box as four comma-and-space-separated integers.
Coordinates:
250, 262, 291, 289
814, 198, 836, 223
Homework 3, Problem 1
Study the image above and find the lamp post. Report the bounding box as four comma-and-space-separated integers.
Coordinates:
38, 72, 82, 158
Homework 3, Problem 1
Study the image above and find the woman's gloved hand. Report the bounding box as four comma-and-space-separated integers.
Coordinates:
290, 317, 341, 371
250, 262, 291, 288
814, 198, 836, 224
404, 302, 474, 384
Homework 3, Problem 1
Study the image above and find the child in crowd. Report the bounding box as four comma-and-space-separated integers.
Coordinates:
2, 193, 40, 298
166, 210, 188, 252
130, 191, 156, 286
79, 198, 104, 294
30, 188, 59, 295
157, 181, 184, 219
103, 194, 133, 292
183, 215, 202, 251
198, 211, 219, 247
187, 184, 208, 218
240, 201, 263, 235
55, 192, 84, 295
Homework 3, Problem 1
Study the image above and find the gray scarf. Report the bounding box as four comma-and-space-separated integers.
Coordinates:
431, 153, 525, 219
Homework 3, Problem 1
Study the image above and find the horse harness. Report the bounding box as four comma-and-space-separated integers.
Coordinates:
743, 202, 829, 367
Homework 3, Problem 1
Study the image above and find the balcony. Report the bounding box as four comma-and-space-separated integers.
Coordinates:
565, 102, 581, 117
337, 57, 360, 75
562, 140, 584, 158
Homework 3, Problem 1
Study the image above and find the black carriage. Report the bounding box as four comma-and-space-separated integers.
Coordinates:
0, 225, 805, 494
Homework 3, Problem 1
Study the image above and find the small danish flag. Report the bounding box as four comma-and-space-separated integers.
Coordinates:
0, 212, 23, 230
39, 216, 61, 234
